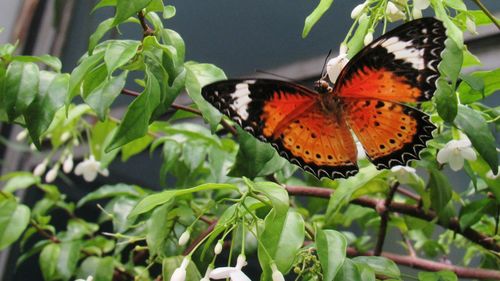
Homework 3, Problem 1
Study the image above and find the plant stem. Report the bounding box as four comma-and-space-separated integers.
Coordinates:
374, 182, 399, 256
471, 0, 500, 30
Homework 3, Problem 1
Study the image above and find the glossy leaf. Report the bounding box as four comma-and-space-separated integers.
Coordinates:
316, 229, 347, 281
0, 199, 30, 250
347, 14, 370, 58
352, 256, 400, 279
185, 62, 226, 131
77, 256, 114, 281
428, 169, 452, 213
85, 70, 128, 120
1, 172, 40, 193
455, 105, 498, 174
113, 0, 153, 26
418, 270, 457, 281
302, 0, 334, 38
146, 201, 175, 257
434, 77, 457, 123
334, 259, 362, 281
458, 68, 500, 104
104, 40, 141, 74
39, 243, 60, 281
13, 54, 62, 72
77, 184, 144, 207
121, 134, 154, 161
57, 241, 82, 280
88, 18, 115, 53
438, 38, 463, 84
68, 51, 105, 102
5, 61, 39, 120
459, 198, 494, 230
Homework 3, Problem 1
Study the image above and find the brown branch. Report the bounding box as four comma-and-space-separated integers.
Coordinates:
347, 247, 500, 280
285, 185, 500, 252
183, 220, 218, 256
137, 10, 154, 37
396, 186, 420, 201
374, 182, 399, 256
31, 221, 60, 243
121, 88, 238, 136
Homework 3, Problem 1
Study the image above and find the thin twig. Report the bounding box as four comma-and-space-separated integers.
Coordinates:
374, 182, 400, 256
121, 88, 238, 136
285, 185, 500, 252
30, 221, 60, 243
137, 10, 154, 37
396, 187, 420, 201
183, 220, 218, 256
470, 0, 500, 30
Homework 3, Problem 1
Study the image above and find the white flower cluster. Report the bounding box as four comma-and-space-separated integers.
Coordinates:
33, 154, 109, 183
437, 137, 477, 171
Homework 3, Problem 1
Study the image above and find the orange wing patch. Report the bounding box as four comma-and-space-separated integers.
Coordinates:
345, 99, 435, 169
338, 66, 422, 103
267, 104, 359, 179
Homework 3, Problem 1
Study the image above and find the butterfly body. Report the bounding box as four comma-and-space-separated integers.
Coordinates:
202, 18, 446, 179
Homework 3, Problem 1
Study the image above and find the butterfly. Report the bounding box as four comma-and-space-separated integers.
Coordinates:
201, 18, 446, 179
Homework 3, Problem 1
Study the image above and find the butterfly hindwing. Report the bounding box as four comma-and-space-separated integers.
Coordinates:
202, 79, 359, 179
344, 98, 435, 169
335, 17, 446, 103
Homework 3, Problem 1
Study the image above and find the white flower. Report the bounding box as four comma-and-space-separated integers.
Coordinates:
351, 1, 368, 19
214, 241, 223, 255
437, 138, 477, 171
74, 155, 110, 182
75, 276, 93, 281
16, 129, 28, 141
386, 1, 405, 22
271, 264, 285, 281
326, 44, 349, 84
60, 132, 71, 142
390, 165, 417, 184
33, 159, 49, 176
210, 255, 250, 281
364, 31, 374, 46
413, 0, 430, 10
412, 7, 423, 19
466, 17, 477, 34
486, 168, 499, 180
178, 230, 190, 246
170, 257, 189, 281
63, 154, 74, 173
45, 165, 59, 183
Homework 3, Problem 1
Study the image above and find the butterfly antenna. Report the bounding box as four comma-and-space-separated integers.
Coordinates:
255, 69, 298, 83
320, 49, 333, 80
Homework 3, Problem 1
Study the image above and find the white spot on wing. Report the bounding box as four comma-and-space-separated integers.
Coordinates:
230, 83, 252, 120
380, 36, 425, 70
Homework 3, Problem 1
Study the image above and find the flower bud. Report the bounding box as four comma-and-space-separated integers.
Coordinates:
236, 254, 247, 270
351, 2, 368, 19
364, 31, 374, 46
214, 241, 223, 255
466, 17, 477, 34
413, 0, 430, 10
271, 264, 285, 281
412, 7, 422, 19
45, 165, 59, 183
386, 1, 405, 22
16, 130, 28, 141
63, 155, 74, 173
178, 230, 191, 246
33, 159, 49, 176
170, 257, 190, 281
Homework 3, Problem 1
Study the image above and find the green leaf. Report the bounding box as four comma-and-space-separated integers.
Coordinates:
160, 28, 185, 69
159, 139, 182, 179
444, 0, 466, 10
316, 229, 347, 281
163, 5, 176, 19
13, 54, 62, 72
353, 261, 376, 281
184, 62, 226, 131
5, 61, 39, 120
467, 10, 495, 25
77, 184, 144, 207
129, 183, 237, 218
113, 0, 153, 26
434, 77, 457, 123
458, 68, 500, 104
57, 241, 82, 281
25, 72, 69, 146
1, 172, 39, 193
77, 256, 114, 281
88, 18, 115, 53
121, 134, 154, 161
459, 198, 494, 230
85, 70, 128, 120
259, 209, 305, 279
418, 270, 457, 281
146, 201, 175, 257
334, 259, 362, 281
107, 66, 160, 151
252, 181, 289, 214
39, 243, 60, 281
428, 169, 452, 213
93, 0, 116, 12
68, 51, 105, 103
162, 256, 201, 281
462, 48, 481, 67
352, 256, 400, 279
455, 105, 498, 174
432, 0, 463, 48
302, 0, 334, 38
229, 130, 286, 179
0, 199, 30, 250
104, 40, 141, 74
438, 38, 463, 84
347, 14, 370, 58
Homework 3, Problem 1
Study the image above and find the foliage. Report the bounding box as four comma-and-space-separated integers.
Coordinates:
0, 0, 499, 280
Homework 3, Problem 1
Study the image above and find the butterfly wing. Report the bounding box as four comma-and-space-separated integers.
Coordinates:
344, 99, 435, 169
202, 79, 359, 179
335, 17, 446, 103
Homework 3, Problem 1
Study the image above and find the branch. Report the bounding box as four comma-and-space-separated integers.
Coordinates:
285, 185, 500, 252
347, 247, 500, 280
121, 88, 238, 136
374, 182, 399, 256
137, 10, 154, 37
183, 220, 218, 256
470, 0, 500, 30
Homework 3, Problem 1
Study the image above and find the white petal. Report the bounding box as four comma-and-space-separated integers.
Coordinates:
436, 148, 451, 164
99, 168, 110, 177
209, 267, 238, 279
466, 17, 477, 34
455, 138, 471, 148
351, 2, 367, 19
63, 156, 74, 173
170, 268, 186, 281
486, 168, 500, 180
236, 255, 247, 269
74, 162, 86, 176
82, 169, 98, 182
214, 241, 223, 255
33, 162, 48, 176
230, 270, 252, 281
16, 130, 28, 141
448, 153, 464, 171
460, 147, 477, 161
364, 32, 373, 46
413, 0, 430, 10
178, 231, 190, 246
86, 277, 94, 281
45, 167, 58, 183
